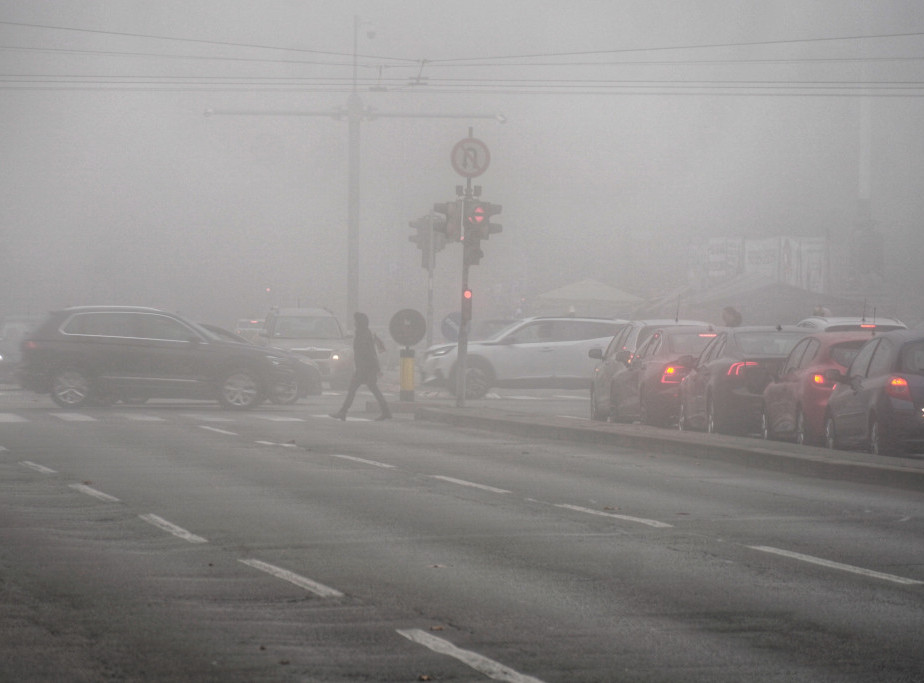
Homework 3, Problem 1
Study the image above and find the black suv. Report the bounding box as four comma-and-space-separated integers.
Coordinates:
19, 306, 296, 409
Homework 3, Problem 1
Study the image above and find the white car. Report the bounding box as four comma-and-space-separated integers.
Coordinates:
421, 317, 627, 399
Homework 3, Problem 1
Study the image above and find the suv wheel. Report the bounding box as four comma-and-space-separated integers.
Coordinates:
269, 377, 300, 405
50, 369, 93, 408
219, 370, 264, 409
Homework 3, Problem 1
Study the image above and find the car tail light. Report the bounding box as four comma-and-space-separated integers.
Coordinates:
727, 361, 759, 376
661, 364, 689, 384
886, 376, 912, 401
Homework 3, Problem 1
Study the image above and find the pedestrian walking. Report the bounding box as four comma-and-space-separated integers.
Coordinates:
329, 312, 392, 421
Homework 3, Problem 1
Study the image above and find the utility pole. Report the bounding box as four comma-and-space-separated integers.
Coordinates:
205, 16, 503, 325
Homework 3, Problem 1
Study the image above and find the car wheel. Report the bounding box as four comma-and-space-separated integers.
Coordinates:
269, 377, 299, 405
824, 415, 837, 450
706, 397, 720, 434
868, 416, 896, 456
589, 386, 606, 421
760, 406, 771, 440
218, 370, 264, 410
50, 369, 92, 408
677, 398, 688, 431
794, 407, 807, 446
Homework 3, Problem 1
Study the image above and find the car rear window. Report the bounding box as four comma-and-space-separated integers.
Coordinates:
829, 340, 867, 368
668, 331, 717, 355
735, 331, 806, 356
900, 341, 924, 375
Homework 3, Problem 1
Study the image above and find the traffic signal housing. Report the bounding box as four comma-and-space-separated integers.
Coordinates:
461, 287, 473, 323
463, 201, 502, 240
409, 215, 446, 269
433, 200, 463, 242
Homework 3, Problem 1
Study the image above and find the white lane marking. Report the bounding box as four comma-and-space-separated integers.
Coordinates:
0, 413, 27, 422
330, 454, 396, 469
68, 483, 120, 503
555, 414, 588, 420
183, 413, 233, 422
749, 545, 923, 586
556, 503, 674, 529
139, 514, 208, 544
553, 394, 586, 401
198, 425, 238, 436
254, 440, 299, 448
50, 413, 97, 422
0, 445, 8, 451
397, 628, 545, 683
253, 415, 305, 422
429, 475, 511, 494
311, 414, 371, 421
116, 413, 165, 422
239, 559, 344, 598
19, 460, 56, 474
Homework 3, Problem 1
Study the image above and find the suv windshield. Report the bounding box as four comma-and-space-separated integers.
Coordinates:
271, 315, 342, 340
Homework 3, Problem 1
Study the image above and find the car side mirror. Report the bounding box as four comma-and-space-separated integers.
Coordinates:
588, 348, 603, 360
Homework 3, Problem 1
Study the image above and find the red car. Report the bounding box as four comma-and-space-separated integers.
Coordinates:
761, 331, 874, 445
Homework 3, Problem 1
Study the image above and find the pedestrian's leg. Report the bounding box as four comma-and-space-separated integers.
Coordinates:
330, 374, 360, 419
368, 378, 391, 419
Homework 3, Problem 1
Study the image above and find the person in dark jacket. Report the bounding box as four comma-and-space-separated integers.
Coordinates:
329, 312, 392, 420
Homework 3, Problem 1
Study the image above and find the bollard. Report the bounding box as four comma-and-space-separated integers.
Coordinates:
400, 348, 415, 402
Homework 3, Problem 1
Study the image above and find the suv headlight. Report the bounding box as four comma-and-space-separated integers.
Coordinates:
429, 346, 455, 358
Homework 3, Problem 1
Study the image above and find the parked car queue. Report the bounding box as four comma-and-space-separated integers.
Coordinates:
585, 315, 924, 458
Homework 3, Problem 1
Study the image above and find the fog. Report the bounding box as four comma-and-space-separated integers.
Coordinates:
2, 1, 924, 334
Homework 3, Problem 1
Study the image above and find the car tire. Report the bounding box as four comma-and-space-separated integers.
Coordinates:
50, 368, 93, 408
269, 377, 300, 405
677, 398, 689, 431
760, 406, 771, 440
218, 370, 264, 410
589, 386, 606, 421
794, 407, 807, 446
868, 415, 896, 456
824, 415, 837, 450
706, 397, 720, 434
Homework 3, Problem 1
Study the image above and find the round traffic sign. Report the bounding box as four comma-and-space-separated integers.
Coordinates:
451, 138, 491, 178
389, 309, 427, 347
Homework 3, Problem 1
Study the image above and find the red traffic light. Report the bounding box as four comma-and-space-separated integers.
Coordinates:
461, 288, 473, 322
463, 288, 472, 300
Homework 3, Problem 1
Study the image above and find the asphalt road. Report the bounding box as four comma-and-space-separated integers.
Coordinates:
1, 386, 922, 682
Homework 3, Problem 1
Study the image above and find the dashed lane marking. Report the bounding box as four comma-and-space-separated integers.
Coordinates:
50, 412, 96, 422
69, 483, 120, 503
429, 475, 511, 494
555, 503, 674, 529
329, 454, 396, 469
0, 413, 27, 422
19, 460, 56, 474
397, 628, 545, 683
253, 415, 305, 422
239, 559, 344, 598
198, 425, 238, 436
115, 413, 165, 421
749, 545, 924, 586
139, 513, 208, 544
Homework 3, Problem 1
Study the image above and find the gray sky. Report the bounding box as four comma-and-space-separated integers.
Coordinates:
2, 1, 923, 328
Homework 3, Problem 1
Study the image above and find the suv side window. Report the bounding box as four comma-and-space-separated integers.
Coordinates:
796, 338, 820, 370
63, 312, 137, 337
135, 313, 200, 342
511, 322, 552, 343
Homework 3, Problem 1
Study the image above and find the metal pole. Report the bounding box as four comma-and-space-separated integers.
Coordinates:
347, 92, 361, 323
426, 213, 435, 349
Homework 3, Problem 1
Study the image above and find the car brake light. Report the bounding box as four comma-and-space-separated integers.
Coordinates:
727, 361, 758, 376
860, 323, 876, 329
661, 365, 689, 384
886, 376, 912, 401
812, 373, 826, 385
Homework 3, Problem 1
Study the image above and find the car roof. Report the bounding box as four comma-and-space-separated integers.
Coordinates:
795, 316, 906, 329
518, 316, 628, 323
57, 305, 167, 314
271, 307, 335, 316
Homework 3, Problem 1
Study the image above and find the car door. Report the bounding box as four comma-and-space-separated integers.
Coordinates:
765, 337, 814, 433
688, 332, 726, 424
835, 338, 882, 444
493, 320, 556, 381
132, 313, 211, 397
615, 331, 661, 417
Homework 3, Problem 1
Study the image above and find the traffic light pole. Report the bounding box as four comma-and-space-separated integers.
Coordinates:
426, 213, 435, 349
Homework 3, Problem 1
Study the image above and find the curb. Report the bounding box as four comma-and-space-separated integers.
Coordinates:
411, 406, 924, 493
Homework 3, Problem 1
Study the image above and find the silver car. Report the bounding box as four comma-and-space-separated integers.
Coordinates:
421, 317, 627, 399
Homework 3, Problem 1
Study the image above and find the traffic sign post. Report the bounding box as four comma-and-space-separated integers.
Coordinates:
389, 309, 426, 402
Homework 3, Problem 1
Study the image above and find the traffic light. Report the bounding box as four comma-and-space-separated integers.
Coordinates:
408, 217, 432, 269
463, 238, 484, 266
409, 215, 447, 269
461, 287, 473, 323
433, 200, 463, 242
463, 201, 502, 240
